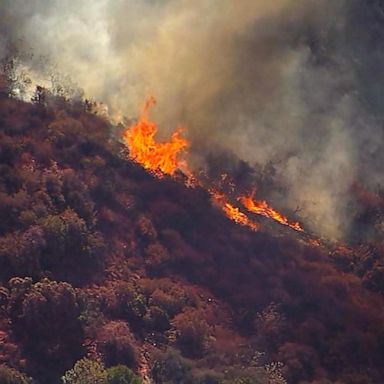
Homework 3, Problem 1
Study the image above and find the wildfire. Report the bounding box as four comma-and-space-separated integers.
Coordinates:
239, 195, 304, 232
211, 191, 259, 231
123, 96, 189, 177
124, 97, 304, 234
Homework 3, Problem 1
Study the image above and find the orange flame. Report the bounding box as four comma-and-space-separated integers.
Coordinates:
123, 96, 189, 177
123, 97, 305, 234
239, 195, 304, 232
211, 190, 259, 231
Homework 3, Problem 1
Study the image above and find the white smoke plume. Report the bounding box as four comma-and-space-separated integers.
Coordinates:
1, 0, 383, 240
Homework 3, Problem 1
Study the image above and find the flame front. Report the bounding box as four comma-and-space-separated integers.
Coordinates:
123, 98, 304, 234
239, 195, 304, 232
123, 96, 189, 177
211, 191, 259, 231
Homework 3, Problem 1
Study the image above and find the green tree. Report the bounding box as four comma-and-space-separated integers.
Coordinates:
151, 348, 193, 383
0, 365, 31, 384
62, 358, 107, 384
106, 365, 142, 384
39, 208, 105, 282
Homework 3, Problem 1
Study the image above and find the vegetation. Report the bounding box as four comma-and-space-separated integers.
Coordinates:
0, 365, 31, 384
62, 358, 107, 384
1, 86, 384, 384
106, 365, 142, 384
61, 359, 142, 384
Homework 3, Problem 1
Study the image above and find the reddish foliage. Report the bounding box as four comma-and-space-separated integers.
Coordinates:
1, 96, 384, 384
96, 320, 138, 368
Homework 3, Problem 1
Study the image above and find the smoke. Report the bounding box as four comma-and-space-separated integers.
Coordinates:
1, 0, 383, 240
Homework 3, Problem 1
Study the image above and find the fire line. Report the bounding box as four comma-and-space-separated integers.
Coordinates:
123, 97, 303, 233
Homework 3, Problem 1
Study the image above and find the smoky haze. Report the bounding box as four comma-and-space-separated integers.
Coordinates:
1, 0, 383, 240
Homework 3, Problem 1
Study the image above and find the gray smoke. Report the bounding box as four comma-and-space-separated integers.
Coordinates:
1, 0, 383, 240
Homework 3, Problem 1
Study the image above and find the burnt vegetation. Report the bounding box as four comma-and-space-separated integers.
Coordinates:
1, 77, 384, 384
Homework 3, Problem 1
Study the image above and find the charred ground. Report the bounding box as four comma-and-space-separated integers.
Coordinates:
1, 92, 384, 384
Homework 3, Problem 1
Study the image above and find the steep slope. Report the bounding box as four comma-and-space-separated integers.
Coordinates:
0, 95, 384, 384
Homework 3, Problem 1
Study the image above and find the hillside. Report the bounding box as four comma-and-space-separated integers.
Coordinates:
1, 93, 384, 384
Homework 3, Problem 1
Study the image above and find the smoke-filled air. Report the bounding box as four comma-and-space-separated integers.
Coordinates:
1, 0, 384, 240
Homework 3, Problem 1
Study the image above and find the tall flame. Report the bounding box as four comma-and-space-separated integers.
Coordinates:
239, 195, 304, 232
123, 97, 304, 234
123, 96, 189, 177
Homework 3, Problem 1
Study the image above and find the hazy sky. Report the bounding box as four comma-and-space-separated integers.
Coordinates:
1, 0, 383, 240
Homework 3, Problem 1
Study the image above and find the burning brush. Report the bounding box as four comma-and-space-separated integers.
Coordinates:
123, 97, 304, 234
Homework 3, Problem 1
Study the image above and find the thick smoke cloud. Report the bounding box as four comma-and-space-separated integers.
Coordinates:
1, 0, 383, 240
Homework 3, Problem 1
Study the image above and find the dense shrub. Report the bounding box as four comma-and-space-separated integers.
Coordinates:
143, 305, 170, 332
96, 321, 138, 368
151, 348, 193, 384
106, 365, 141, 384
143, 278, 198, 318
62, 358, 107, 384
172, 310, 212, 358
136, 216, 157, 243
111, 282, 147, 326
144, 243, 170, 273
0, 225, 46, 278
62, 361, 142, 384
2, 91, 384, 384
190, 369, 223, 384
39, 208, 105, 282
0, 365, 31, 384
151, 349, 227, 384
10, 279, 84, 383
